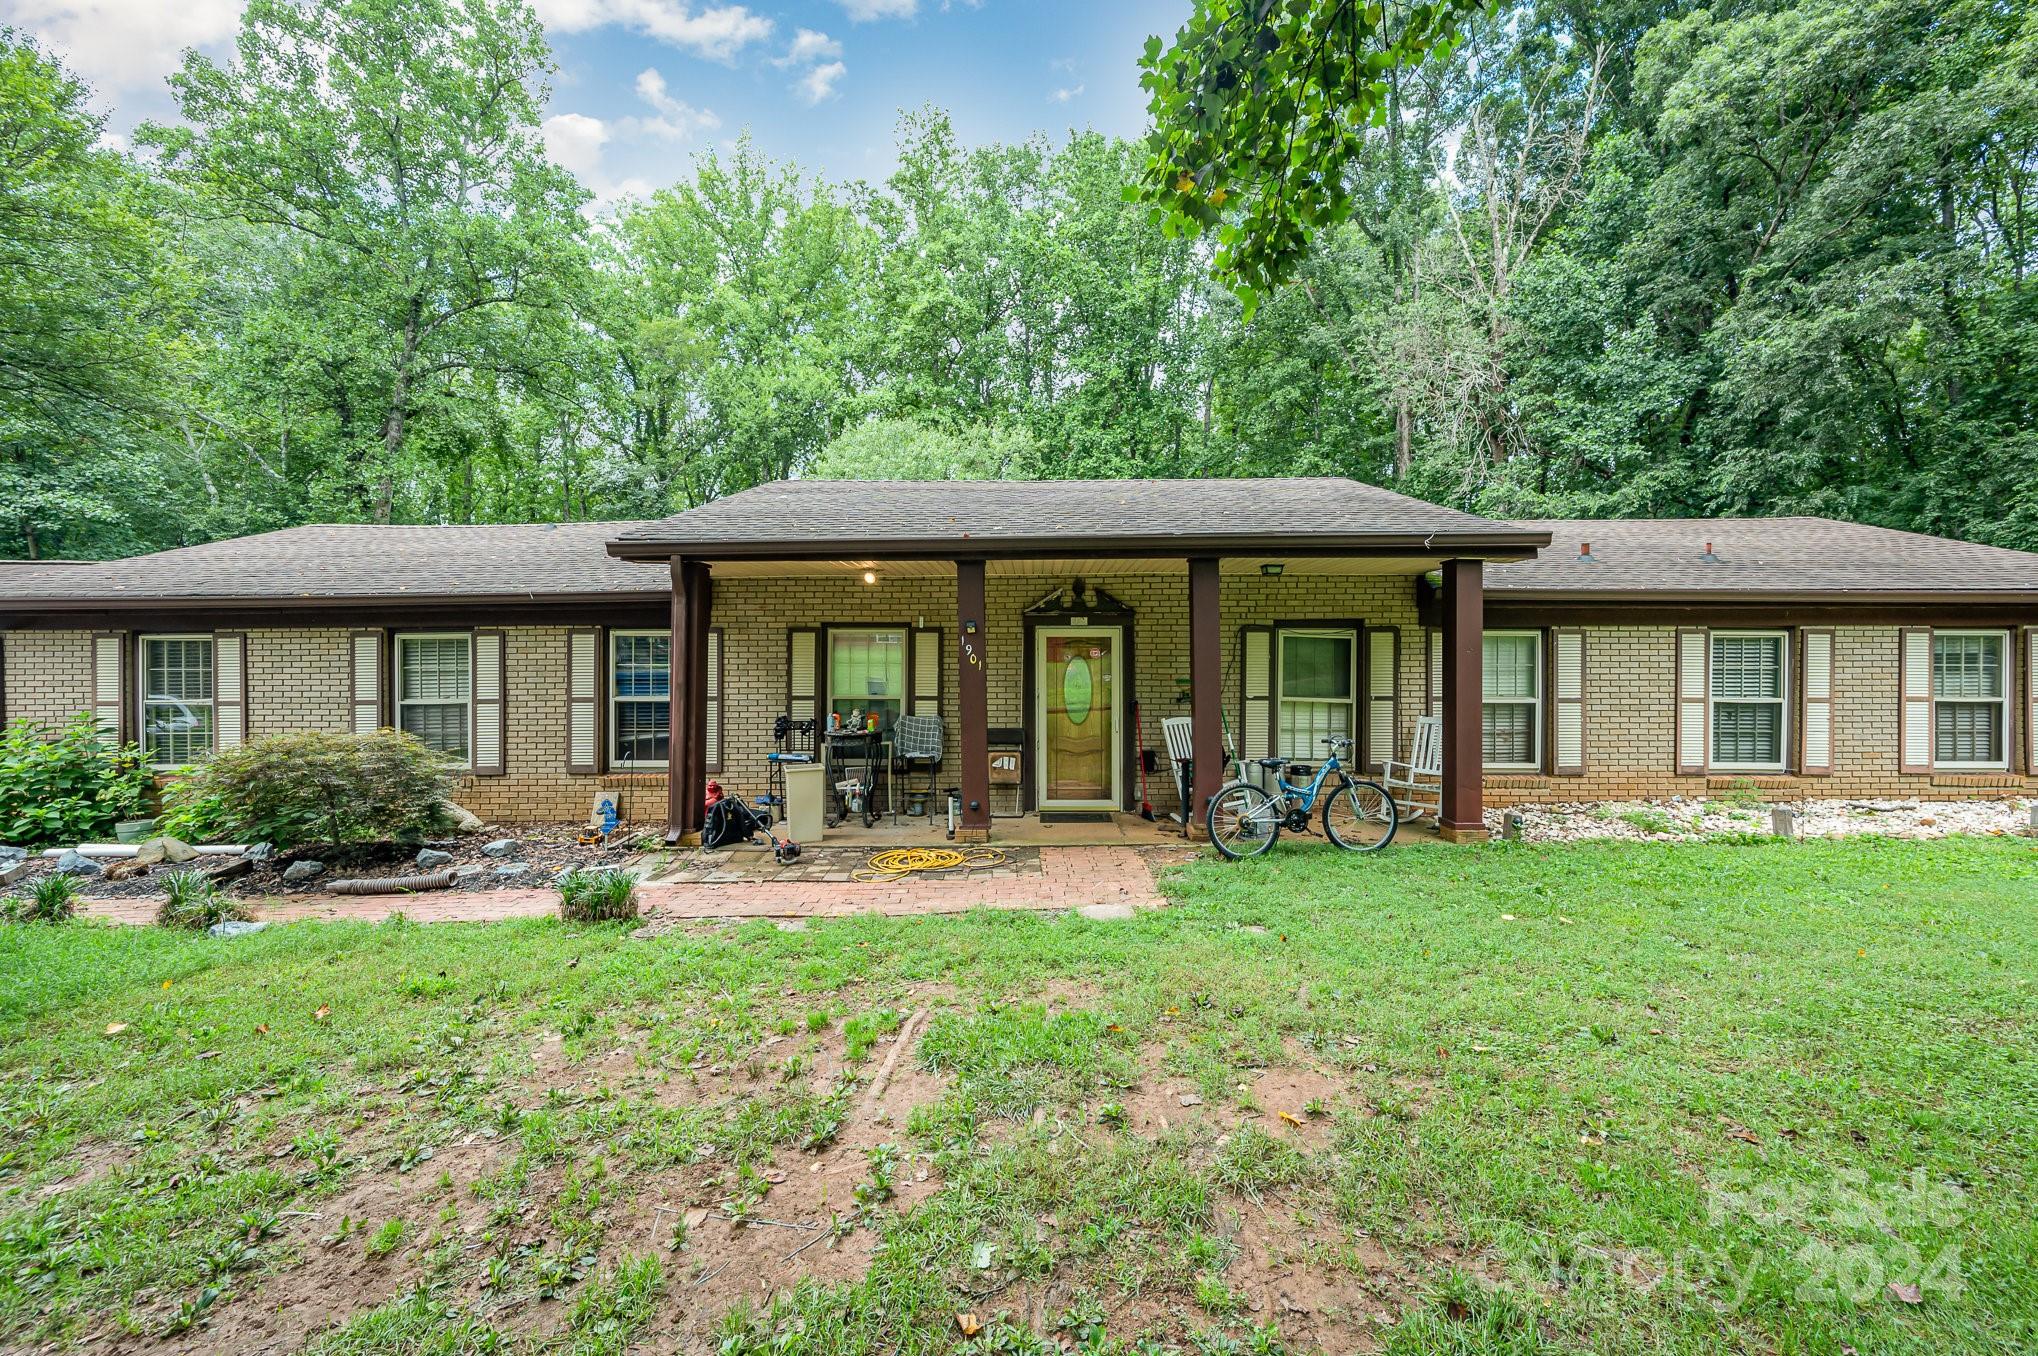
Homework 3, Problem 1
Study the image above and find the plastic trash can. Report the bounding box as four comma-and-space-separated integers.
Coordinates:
784, 762, 826, 844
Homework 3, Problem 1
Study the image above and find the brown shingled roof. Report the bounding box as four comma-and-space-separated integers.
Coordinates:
1493, 517, 2038, 598
0, 521, 659, 608
607, 478, 1547, 558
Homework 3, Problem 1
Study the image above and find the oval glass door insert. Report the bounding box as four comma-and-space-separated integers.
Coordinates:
1062, 655, 1094, 725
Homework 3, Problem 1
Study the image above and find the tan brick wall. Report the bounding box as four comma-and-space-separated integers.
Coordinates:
9, 608, 2026, 826
1484, 623, 2037, 805
3, 629, 95, 730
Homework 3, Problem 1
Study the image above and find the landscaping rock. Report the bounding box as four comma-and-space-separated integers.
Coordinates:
55, 851, 102, 877
415, 848, 455, 870
0, 859, 30, 886
202, 857, 255, 886
282, 859, 325, 883
443, 802, 485, 832
103, 859, 150, 882
481, 838, 520, 858
244, 842, 274, 863
206, 920, 268, 939
492, 861, 531, 879
134, 836, 198, 867
452, 863, 487, 880
0, 845, 27, 863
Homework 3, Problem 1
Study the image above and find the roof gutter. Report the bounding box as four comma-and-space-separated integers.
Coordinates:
604, 530, 1554, 563
1489, 587, 2038, 605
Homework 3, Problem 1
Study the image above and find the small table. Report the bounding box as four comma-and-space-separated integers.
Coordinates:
822, 728, 887, 827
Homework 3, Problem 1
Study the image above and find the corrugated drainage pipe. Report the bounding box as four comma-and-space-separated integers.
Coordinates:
326, 870, 457, 895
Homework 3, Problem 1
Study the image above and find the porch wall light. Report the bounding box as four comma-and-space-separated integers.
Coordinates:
1260, 562, 1285, 577
861, 570, 878, 585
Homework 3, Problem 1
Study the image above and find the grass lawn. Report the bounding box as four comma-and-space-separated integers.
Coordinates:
2, 836, 2036, 1354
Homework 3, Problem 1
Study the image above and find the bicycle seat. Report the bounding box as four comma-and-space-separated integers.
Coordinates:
1255, 757, 1286, 768
767, 752, 813, 763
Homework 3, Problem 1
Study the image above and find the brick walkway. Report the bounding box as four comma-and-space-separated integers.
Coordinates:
76, 845, 1182, 927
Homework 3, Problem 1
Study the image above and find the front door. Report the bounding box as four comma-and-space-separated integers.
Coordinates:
1037, 627, 1120, 808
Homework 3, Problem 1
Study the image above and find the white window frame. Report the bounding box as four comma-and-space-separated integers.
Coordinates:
1709, 630, 1790, 772
1274, 627, 1357, 761
394, 631, 473, 762
827, 626, 909, 731
610, 628, 671, 770
138, 634, 215, 769
1931, 629, 2010, 771
1481, 630, 1543, 771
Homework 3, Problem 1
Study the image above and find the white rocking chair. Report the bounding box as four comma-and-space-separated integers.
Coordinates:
1381, 715, 1443, 823
1161, 716, 1198, 829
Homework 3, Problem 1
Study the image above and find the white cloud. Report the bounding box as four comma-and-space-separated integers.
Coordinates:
798, 60, 847, 105
776, 28, 843, 66
532, 0, 772, 62
541, 112, 611, 179
1049, 84, 1084, 104
836, 0, 915, 21
7, 0, 244, 96
633, 67, 720, 139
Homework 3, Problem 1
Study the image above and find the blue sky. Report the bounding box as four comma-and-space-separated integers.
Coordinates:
6, 0, 1186, 202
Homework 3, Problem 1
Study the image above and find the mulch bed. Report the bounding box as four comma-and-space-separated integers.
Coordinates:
7, 822, 649, 899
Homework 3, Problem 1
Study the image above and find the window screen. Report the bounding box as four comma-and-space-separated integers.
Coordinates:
1933, 633, 2005, 765
612, 632, 671, 766
1481, 633, 1540, 767
1710, 634, 1785, 766
1276, 630, 1353, 759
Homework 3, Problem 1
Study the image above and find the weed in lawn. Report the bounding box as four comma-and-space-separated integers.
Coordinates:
557, 868, 639, 924
153, 869, 252, 930
3, 874, 78, 924
364, 1217, 407, 1259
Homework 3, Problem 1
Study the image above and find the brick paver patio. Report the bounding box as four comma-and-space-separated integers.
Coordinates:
76, 844, 1183, 927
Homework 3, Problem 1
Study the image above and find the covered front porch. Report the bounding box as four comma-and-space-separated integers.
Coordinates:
602, 479, 1551, 851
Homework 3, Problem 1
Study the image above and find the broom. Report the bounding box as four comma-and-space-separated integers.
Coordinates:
1132, 699, 1156, 820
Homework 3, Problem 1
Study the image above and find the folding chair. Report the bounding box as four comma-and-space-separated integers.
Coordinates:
891, 713, 944, 823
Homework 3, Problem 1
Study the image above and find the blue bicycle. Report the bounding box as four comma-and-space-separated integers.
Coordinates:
1205, 735, 1398, 859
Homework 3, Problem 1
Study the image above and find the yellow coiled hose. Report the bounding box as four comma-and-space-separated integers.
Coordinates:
852, 846, 1009, 882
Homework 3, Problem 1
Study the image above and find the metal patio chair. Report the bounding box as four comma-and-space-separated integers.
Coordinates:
892, 713, 944, 823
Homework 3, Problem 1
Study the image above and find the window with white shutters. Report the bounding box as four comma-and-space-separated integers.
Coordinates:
1931, 631, 2008, 769
395, 633, 472, 761
1481, 631, 1541, 769
609, 630, 670, 769
1277, 629, 1356, 759
1710, 632, 1788, 770
139, 635, 214, 767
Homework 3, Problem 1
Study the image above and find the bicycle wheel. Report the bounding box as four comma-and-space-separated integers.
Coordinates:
1323, 778, 1398, 852
1207, 783, 1281, 860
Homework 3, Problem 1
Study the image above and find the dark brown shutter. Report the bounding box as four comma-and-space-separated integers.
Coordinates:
213, 632, 247, 752
1549, 628, 1585, 775
1676, 628, 1708, 775
1899, 627, 1932, 774
787, 627, 820, 733
471, 629, 506, 776
704, 627, 724, 775
566, 627, 602, 774
1798, 628, 1833, 776
1363, 625, 1398, 774
1238, 625, 1274, 760
349, 630, 386, 734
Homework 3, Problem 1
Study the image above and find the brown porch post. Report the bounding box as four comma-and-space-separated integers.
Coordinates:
665, 555, 698, 844
1188, 556, 1224, 833
955, 558, 991, 840
685, 562, 712, 837
1438, 558, 1489, 841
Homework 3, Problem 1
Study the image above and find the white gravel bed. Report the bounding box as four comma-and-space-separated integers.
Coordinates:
1484, 796, 2034, 844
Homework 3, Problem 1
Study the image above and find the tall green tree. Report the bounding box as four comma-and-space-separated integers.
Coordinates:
146, 0, 592, 523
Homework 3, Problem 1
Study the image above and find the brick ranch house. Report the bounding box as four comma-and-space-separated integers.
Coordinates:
2, 478, 2035, 843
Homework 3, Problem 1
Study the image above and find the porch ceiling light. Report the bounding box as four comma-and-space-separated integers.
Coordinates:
862, 569, 878, 585
1260, 562, 1285, 576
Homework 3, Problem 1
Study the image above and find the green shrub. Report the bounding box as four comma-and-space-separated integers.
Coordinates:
3, 874, 79, 924
558, 868, 639, 923
0, 715, 151, 847
154, 777, 240, 844
154, 870, 252, 931
159, 730, 454, 851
